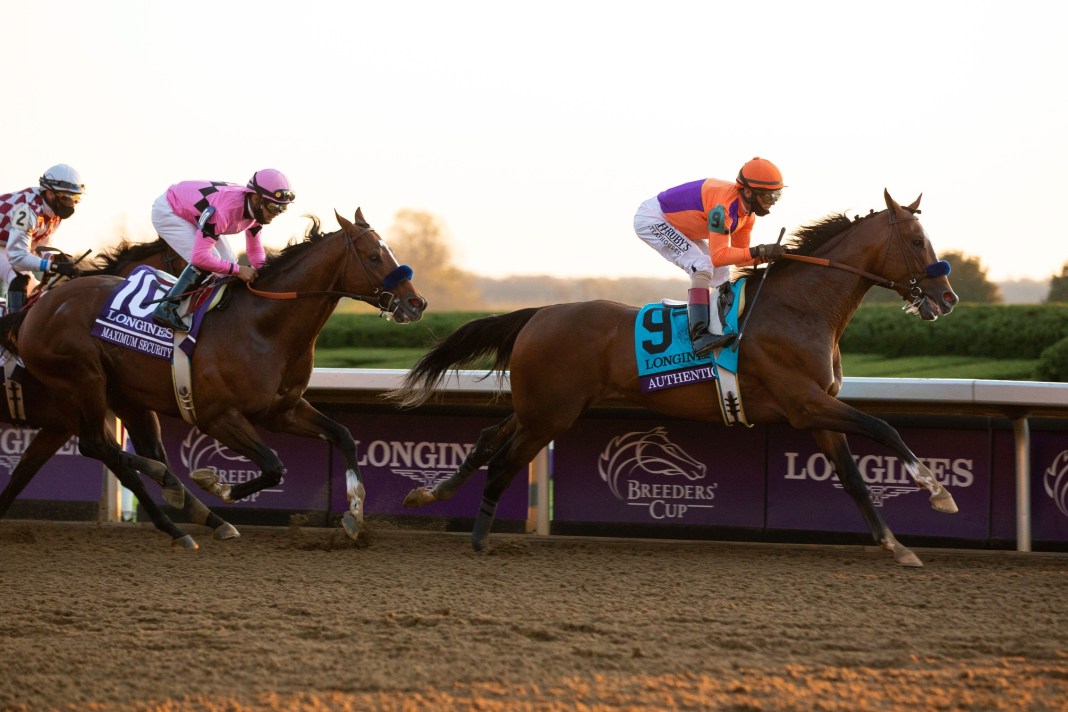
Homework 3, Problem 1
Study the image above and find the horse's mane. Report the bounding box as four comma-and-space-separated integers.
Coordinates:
82, 239, 171, 277
735, 208, 886, 279
257, 213, 368, 279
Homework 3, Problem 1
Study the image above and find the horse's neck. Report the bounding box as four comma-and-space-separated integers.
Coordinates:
245, 246, 348, 353
766, 259, 870, 338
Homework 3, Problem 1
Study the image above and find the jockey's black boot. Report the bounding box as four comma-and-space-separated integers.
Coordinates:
5, 274, 29, 314
687, 288, 735, 358
152, 265, 204, 332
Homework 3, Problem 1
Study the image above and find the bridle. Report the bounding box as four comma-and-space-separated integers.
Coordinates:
244, 225, 415, 317
779, 210, 950, 306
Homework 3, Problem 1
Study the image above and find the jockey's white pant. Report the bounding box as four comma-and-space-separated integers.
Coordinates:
0, 251, 40, 295
633, 197, 730, 289
151, 193, 236, 268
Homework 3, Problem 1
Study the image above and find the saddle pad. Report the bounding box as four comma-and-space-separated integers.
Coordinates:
90, 266, 219, 360
634, 304, 717, 393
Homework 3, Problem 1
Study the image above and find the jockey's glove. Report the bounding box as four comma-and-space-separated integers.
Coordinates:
750, 243, 784, 261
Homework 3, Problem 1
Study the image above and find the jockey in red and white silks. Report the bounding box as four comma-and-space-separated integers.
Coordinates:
0, 164, 85, 312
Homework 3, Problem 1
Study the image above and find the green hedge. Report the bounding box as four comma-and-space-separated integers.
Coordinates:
838, 304, 1068, 359
318, 311, 494, 349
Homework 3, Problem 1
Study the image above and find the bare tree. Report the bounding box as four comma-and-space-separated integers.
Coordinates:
387, 210, 480, 310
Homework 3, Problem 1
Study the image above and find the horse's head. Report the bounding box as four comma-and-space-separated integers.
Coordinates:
335, 208, 427, 323
881, 190, 958, 320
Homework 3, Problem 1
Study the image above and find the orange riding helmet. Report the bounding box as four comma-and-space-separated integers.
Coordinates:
736, 157, 785, 191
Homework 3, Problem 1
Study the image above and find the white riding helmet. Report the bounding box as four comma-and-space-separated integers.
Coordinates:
39, 164, 86, 194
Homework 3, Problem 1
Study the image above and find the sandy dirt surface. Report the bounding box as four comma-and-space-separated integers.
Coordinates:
1, 519, 1066, 711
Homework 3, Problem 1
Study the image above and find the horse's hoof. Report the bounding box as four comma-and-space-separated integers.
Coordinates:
342, 511, 360, 540
213, 522, 240, 540
162, 486, 185, 510
471, 536, 488, 552
895, 548, 924, 567
403, 487, 436, 508
171, 535, 199, 551
190, 468, 218, 491
930, 490, 958, 514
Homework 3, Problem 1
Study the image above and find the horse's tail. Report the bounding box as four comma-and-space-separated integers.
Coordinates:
0, 309, 30, 356
387, 307, 542, 408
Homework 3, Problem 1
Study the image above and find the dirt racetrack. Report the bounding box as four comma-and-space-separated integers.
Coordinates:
1, 519, 1066, 712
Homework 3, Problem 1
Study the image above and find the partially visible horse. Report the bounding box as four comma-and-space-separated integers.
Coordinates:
1, 208, 426, 545
389, 191, 959, 566
0, 240, 239, 547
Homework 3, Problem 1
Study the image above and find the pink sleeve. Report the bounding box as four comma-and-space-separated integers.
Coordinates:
245, 229, 266, 269
190, 232, 238, 275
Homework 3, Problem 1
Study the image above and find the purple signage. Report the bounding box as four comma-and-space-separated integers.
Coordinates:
326, 411, 529, 521
152, 414, 331, 510
991, 428, 1068, 542
0, 425, 103, 502
552, 417, 766, 527
767, 425, 990, 538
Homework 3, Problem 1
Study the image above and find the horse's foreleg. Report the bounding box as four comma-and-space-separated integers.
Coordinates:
0, 429, 70, 521
793, 394, 958, 515
262, 400, 365, 540
811, 430, 922, 567
405, 416, 517, 509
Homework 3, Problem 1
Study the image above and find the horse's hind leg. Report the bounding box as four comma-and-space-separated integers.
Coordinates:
812, 430, 922, 567
76, 426, 197, 549
404, 415, 517, 508
0, 429, 69, 522
121, 410, 239, 541
471, 424, 552, 552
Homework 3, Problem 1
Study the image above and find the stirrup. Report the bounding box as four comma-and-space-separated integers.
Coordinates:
692, 332, 735, 358
153, 304, 189, 332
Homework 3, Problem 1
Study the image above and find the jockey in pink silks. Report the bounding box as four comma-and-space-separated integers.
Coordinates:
151, 169, 295, 331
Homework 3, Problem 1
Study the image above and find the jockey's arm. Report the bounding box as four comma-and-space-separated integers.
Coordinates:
5, 204, 55, 273
708, 225, 760, 268
244, 225, 267, 269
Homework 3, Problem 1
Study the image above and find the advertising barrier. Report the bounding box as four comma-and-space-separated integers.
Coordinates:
2, 372, 1066, 549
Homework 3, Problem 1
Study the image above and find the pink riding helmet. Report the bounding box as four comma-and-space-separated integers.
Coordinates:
247, 169, 296, 204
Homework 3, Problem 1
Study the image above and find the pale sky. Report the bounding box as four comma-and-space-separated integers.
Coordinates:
4, 0, 1065, 284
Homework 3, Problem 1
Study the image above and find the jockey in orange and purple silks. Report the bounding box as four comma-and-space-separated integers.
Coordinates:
633, 157, 786, 357
151, 169, 295, 331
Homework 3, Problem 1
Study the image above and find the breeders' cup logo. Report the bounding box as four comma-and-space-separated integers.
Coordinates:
0, 427, 78, 475
180, 429, 281, 502
784, 451, 975, 506
355, 438, 478, 489
1044, 450, 1068, 517
597, 427, 717, 520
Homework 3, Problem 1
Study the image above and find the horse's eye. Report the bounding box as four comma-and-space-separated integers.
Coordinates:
913, 239, 924, 247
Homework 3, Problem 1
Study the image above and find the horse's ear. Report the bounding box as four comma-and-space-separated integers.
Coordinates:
335, 210, 354, 232
883, 189, 900, 212
884, 189, 923, 215
353, 206, 370, 229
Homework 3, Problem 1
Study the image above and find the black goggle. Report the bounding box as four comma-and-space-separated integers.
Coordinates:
42, 179, 85, 193
262, 188, 295, 202
264, 201, 288, 215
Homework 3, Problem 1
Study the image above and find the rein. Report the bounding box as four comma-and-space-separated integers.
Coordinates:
779, 213, 947, 303
241, 226, 414, 314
